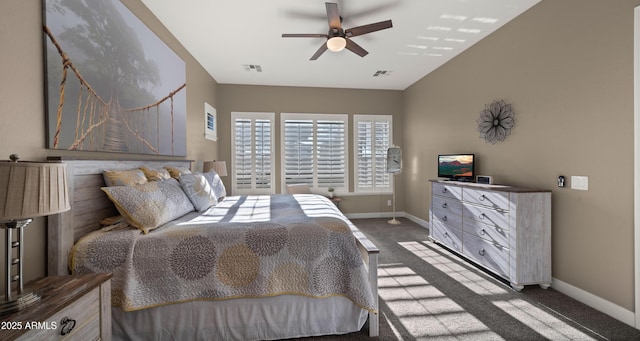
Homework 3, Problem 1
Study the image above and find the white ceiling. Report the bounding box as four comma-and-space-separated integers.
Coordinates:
141, 0, 540, 91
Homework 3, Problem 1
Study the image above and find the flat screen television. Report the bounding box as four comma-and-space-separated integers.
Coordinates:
437, 154, 475, 181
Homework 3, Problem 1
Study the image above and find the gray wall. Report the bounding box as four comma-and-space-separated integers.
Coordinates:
403, 0, 636, 311
217, 84, 403, 214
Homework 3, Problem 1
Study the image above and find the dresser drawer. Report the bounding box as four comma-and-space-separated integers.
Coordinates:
430, 221, 463, 253
463, 232, 509, 278
432, 182, 462, 200
432, 195, 462, 216
431, 207, 462, 230
463, 188, 509, 210
18, 287, 100, 341
462, 203, 509, 231
463, 219, 509, 247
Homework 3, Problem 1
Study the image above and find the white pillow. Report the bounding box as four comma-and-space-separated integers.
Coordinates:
179, 173, 218, 212
203, 170, 227, 201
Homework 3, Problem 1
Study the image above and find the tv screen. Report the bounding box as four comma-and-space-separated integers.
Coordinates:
438, 154, 475, 181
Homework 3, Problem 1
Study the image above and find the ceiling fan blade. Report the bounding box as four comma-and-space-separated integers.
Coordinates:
345, 39, 368, 57
345, 20, 393, 37
282, 33, 328, 38
326, 2, 341, 29
310, 43, 328, 60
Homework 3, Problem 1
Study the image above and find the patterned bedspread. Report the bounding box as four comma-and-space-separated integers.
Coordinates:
70, 194, 376, 313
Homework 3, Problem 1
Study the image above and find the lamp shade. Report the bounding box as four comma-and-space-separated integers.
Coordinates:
0, 161, 70, 221
203, 161, 227, 177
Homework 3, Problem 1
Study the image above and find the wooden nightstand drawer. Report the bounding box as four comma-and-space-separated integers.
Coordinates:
18, 286, 100, 340
0, 274, 111, 341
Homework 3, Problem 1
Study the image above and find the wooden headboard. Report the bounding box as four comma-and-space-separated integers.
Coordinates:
47, 158, 192, 276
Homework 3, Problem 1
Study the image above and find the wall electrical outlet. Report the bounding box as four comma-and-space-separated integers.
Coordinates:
571, 176, 589, 190
387, 200, 392, 206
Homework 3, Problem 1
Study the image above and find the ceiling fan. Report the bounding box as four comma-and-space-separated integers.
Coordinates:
282, 2, 393, 60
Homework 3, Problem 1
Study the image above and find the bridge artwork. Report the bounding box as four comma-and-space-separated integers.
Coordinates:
43, 0, 186, 156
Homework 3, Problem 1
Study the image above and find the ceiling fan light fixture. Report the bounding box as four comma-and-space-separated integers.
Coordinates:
326, 36, 346, 52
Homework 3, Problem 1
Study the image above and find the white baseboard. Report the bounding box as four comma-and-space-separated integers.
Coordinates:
345, 211, 431, 230
345, 212, 405, 219
403, 212, 429, 229
551, 278, 636, 328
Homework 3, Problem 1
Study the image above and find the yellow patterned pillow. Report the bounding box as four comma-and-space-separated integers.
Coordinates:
103, 169, 148, 187
101, 179, 195, 234
164, 166, 192, 179
139, 166, 171, 181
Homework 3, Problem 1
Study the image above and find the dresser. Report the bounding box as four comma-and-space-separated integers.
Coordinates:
429, 180, 551, 290
0, 273, 112, 341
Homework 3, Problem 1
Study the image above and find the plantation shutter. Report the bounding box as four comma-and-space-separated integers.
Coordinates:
355, 115, 392, 192
284, 119, 313, 186
317, 120, 345, 188
231, 113, 275, 194
282, 114, 348, 191
234, 119, 252, 190
254, 119, 272, 189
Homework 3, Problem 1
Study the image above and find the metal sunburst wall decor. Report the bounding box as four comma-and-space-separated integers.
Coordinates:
476, 100, 516, 144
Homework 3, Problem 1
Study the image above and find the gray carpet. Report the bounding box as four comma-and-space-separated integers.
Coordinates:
300, 218, 640, 340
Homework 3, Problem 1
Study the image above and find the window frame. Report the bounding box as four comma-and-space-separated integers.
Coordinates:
280, 113, 349, 194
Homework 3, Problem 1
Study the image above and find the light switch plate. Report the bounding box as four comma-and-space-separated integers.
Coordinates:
571, 176, 589, 190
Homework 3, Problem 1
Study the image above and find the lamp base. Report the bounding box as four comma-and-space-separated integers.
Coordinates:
387, 218, 401, 225
0, 290, 40, 315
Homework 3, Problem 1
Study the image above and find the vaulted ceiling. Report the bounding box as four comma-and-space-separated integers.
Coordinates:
141, 0, 540, 90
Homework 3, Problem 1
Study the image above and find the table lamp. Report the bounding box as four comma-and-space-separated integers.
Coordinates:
203, 160, 227, 176
0, 154, 70, 315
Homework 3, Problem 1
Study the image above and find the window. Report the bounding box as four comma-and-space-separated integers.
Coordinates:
354, 115, 392, 193
281, 114, 348, 192
231, 112, 275, 194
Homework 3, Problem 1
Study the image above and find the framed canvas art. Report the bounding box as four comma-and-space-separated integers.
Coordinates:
204, 102, 217, 141
43, 0, 187, 156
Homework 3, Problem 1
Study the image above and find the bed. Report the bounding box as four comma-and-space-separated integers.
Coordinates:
46, 158, 379, 340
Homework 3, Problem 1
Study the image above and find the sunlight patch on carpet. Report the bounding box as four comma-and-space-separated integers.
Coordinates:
398, 240, 602, 340
494, 299, 599, 340
378, 263, 503, 339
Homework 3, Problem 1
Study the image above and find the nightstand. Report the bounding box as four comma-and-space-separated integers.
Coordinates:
330, 197, 342, 210
0, 273, 112, 341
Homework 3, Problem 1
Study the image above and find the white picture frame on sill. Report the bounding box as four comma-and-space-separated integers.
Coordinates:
204, 102, 217, 141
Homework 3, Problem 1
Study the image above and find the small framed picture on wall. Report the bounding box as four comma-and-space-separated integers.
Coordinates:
205, 102, 217, 141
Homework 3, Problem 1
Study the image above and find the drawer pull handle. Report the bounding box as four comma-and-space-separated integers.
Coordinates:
479, 228, 486, 235
479, 213, 485, 220
60, 316, 76, 336
442, 188, 448, 194
442, 216, 448, 222
442, 203, 448, 208
479, 194, 486, 201
479, 249, 486, 256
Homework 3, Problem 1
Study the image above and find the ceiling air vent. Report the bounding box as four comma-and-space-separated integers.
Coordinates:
373, 70, 392, 77
244, 64, 262, 72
